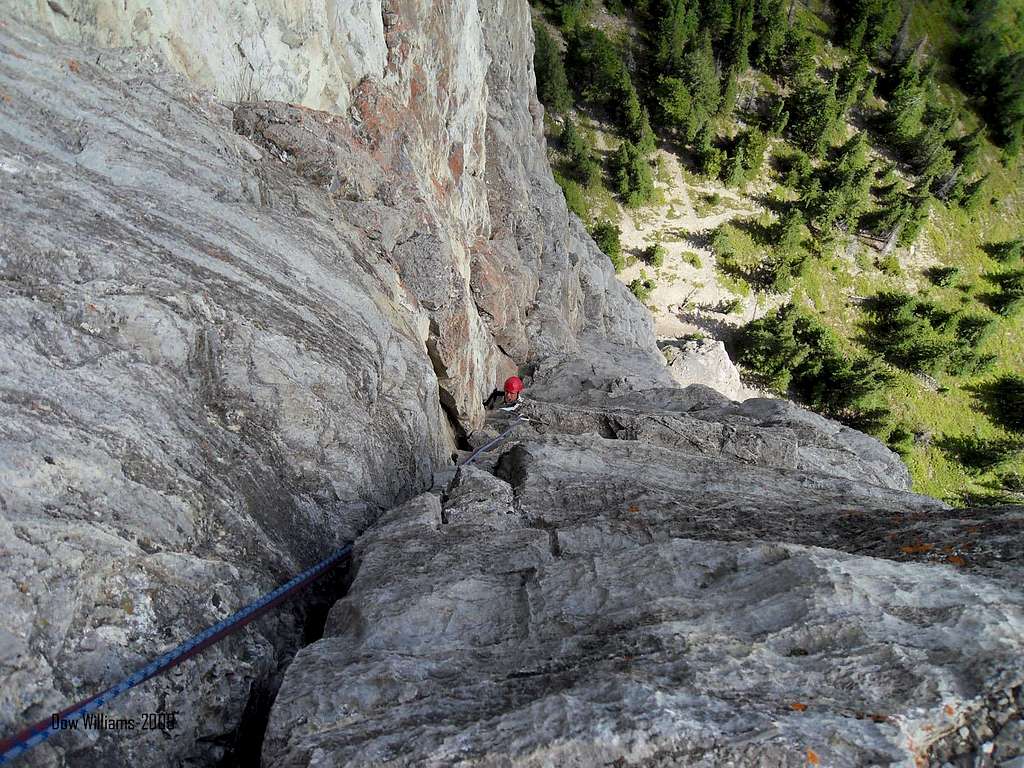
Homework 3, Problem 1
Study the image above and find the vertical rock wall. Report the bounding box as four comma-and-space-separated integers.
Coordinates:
0, 0, 664, 764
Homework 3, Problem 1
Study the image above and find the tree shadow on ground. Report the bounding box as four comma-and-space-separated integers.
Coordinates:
935, 434, 1024, 473
746, 192, 790, 217
967, 376, 1024, 434
671, 309, 742, 348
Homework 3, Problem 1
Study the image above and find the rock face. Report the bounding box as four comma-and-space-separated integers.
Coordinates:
0, 3, 1022, 768
0, 1, 654, 764
661, 337, 760, 403
264, 387, 1024, 767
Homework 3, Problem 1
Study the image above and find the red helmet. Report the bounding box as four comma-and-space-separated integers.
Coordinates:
504, 376, 524, 395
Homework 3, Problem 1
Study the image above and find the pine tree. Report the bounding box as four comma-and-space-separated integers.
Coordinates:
702, 0, 735, 42
885, 61, 927, 147
612, 140, 655, 206
838, 0, 902, 55
990, 52, 1024, 154
718, 69, 739, 119
960, 174, 989, 212
682, 31, 721, 141
953, 129, 984, 179
533, 22, 573, 115
653, 75, 693, 133
622, 87, 657, 155
561, 118, 602, 187
899, 187, 931, 246
752, 0, 787, 72
836, 54, 869, 115
766, 97, 789, 134
781, 21, 818, 84
913, 123, 955, 183
652, 0, 696, 72
725, 0, 756, 72
787, 75, 839, 157
695, 126, 726, 177
737, 126, 769, 179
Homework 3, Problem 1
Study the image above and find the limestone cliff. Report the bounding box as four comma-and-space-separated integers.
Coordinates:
0, 2, 1021, 768
0, 0, 655, 764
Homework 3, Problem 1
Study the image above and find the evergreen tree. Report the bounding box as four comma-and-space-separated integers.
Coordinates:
565, 26, 629, 106
731, 126, 769, 181
717, 69, 739, 119
652, 0, 697, 72
736, 303, 894, 429
781, 21, 818, 83
787, 74, 840, 157
862, 292, 953, 375
752, 0, 787, 72
612, 140, 655, 206
935, 128, 983, 203
899, 187, 931, 246
622, 87, 657, 155
702, 0, 735, 42
681, 31, 721, 141
560, 118, 602, 187
725, 0, 756, 72
885, 61, 927, 147
912, 122, 955, 183
721, 149, 746, 186
695, 126, 726, 177
533, 22, 573, 115
591, 219, 624, 271
836, 54, 869, 115
766, 96, 789, 134
653, 75, 693, 133
980, 374, 1024, 433
765, 208, 808, 290
957, 2, 1024, 153
960, 174, 989, 212
989, 52, 1024, 153
837, 0, 902, 55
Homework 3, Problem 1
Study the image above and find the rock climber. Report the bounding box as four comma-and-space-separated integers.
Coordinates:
484, 376, 524, 411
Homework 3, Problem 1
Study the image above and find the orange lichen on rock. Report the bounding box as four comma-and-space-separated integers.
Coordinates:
899, 543, 934, 554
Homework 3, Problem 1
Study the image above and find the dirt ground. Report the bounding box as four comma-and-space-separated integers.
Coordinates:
613, 148, 786, 343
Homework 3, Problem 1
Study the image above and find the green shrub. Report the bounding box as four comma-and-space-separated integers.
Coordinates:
591, 219, 623, 271
643, 243, 666, 268
925, 266, 960, 287
555, 173, 590, 220
878, 252, 903, 276
629, 272, 657, 302
682, 251, 703, 269
718, 297, 742, 314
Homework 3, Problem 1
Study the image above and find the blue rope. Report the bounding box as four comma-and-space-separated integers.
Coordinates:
0, 543, 352, 765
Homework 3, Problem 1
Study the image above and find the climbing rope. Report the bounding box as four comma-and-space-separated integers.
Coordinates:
0, 543, 353, 765
2, 409, 528, 764
460, 416, 528, 466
